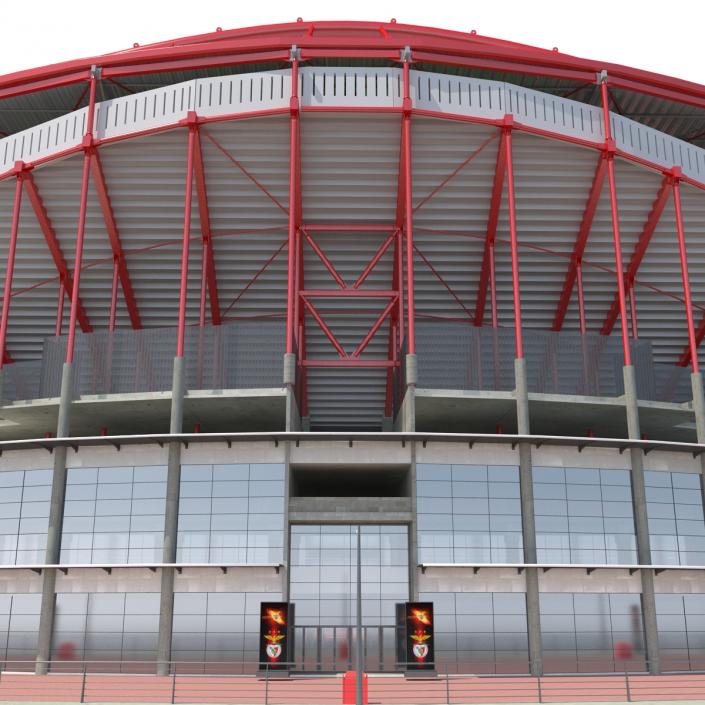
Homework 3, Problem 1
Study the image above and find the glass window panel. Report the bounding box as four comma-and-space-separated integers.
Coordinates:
0, 471, 24, 487
212, 465, 249, 482
416, 465, 452, 482
97, 467, 134, 484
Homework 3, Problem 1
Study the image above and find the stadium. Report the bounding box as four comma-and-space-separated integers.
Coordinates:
0, 18, 704, 698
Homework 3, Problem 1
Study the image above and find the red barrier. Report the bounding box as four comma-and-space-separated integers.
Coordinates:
342, 670, 368, 704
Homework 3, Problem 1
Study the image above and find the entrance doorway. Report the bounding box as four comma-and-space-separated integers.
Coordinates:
288, 524, 409, 672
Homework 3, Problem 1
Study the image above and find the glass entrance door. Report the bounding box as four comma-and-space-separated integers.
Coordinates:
288, 525, 409, 672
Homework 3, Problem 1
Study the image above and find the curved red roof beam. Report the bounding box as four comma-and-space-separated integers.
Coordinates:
1, 20, 705, 111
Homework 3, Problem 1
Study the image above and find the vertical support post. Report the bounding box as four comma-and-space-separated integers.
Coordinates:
284, 48, 300, 430
503, 117, 541, 675
400, 48, 417, 435
355, 525, 363, 705
671, 172, 705, 533
36, 66, 99, 675
599, 72, 659, 675
157, 116, 197, 676
0, 169, 24, 369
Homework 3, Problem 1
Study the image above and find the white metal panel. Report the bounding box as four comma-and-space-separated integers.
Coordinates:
301, 68, 402, 108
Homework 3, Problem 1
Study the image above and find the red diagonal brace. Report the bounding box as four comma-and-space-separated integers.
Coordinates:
600, 175, 671, 336
552, 155, 607, 331
353, 231, 397, 289
22, 172, 92, 333
193, 126, 221, 325
352, 296, 398, 358
90, 150, 142, 329
303, 230, 347, 289
301, 297, 347, 358
474, 130, 507, 327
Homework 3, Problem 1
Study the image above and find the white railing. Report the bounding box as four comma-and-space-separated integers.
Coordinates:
1, 66, 703, 183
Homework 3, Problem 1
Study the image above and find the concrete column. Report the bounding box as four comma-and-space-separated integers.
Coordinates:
513, 357, 542, 675
622, 364, 660, 674
402, 354, 417, 432
36, 362, 74, 674
689, 373, 705, 517
157, 356, 185, 675
408, 442, 419, 600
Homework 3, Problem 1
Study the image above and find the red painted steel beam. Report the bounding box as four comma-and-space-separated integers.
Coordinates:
0, 173, 23, 368
352, 297, 398, 358
302, 230, 347, 289
474, 129, 507, 327
402, 59, 416, 356
600, 174, 671, 336
353, 231, 397, 289
302, 359, 399, 368
22, 172, 92, 333
600, 78, 632, 366
285, 56, 300, 356
671, 171, 700, 372
301, 298, 347, 358
193, 125, 221, 325
90, 150, 142, 330
552, 156, 607, 332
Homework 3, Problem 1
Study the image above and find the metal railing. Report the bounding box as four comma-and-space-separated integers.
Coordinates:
416, 322, 695, 404
0, 320, 285, 404
0, 659, 703, 703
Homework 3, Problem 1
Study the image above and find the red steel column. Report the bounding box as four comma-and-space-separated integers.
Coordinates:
672, 171, 699, 374
402, 55, 416, 357
489, 241, 498, 328
176, 117, 197, 358
0, 168, 24, 368
600, 78, 632, 366
285, 54, 300, 356
65, 69, 98, 364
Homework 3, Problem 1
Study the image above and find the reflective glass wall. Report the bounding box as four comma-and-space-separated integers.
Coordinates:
645, 471, 705, 565
417, 465, 522, 563
540, 592, 646, 672
61, 466, 167, 564
0, 469, 51, 565
534, 467, 637, 564
177, 464, 285, 563
52, 592, 160, 671
656, 593, 705, 672
289, 525, 408, 626
418, 591, 528, 673
0, 593, 41, 669
171, 591, 282, 673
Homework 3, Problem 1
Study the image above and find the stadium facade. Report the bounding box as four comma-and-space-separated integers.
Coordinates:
0, 20, 703, 677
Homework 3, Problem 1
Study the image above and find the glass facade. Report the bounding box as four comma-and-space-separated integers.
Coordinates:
0, 469, 51, 565
540, 592, 646, 673
417, 464, 523, 563
61, 466, 167, 564
534, 467, 637, 564
645, 471, 705, 565
656, 594, 705, 672
177, 463, 285, 564
52, 592, 160, 672
289, 525, 408, 626
0, 593, 41, 669
52, 592, 160, 671
171, 591, 281, 672
418, 591, 528, 673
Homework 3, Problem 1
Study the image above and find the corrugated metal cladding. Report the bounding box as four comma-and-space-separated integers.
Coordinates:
4, 74, 705, 427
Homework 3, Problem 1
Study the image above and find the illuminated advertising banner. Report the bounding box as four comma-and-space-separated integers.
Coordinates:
259, 602, 290, 669
405, 602, 434, 670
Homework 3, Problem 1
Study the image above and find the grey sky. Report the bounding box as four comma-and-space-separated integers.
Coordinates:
2, 0, 703, 85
